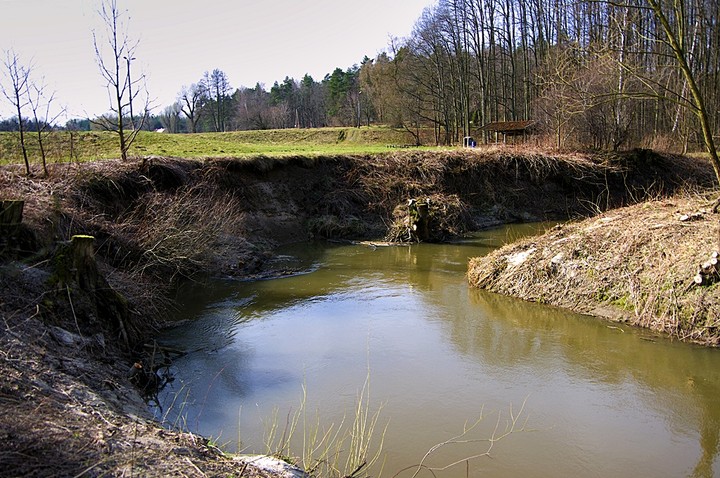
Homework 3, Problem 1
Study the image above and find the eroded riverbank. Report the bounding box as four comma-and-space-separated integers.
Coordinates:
468, 193, 720, 345
0, 148, 716, 476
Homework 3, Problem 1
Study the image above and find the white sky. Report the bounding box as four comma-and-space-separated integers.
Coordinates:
0, 0, 433, 121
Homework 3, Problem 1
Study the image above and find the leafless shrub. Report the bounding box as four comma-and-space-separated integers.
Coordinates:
641, 133, 684, 154
120, 185, 245, 281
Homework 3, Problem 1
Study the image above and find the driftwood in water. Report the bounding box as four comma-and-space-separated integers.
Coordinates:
694, 251, 719, 285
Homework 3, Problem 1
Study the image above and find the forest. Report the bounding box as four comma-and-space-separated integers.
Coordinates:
153, 0, 720, 153
2, 0, 719, 155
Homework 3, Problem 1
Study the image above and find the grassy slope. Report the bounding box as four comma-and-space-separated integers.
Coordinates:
468, 193, 720, 345
0, 126, 431, 164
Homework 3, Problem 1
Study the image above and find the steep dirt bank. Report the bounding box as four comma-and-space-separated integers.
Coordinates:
0, 148, 715, 476
468, 193, 720, 346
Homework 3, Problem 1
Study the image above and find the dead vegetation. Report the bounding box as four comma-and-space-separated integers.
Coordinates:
359, 147, 715, 241
468, 192, 720, 345
0, 146, 717, 476
0, 234, 270, 477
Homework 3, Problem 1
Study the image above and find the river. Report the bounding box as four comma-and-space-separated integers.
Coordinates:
154, 223, 720, 477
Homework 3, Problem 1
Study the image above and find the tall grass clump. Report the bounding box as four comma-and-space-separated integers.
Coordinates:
264, 372, 387, 478
119, 184, 245, 281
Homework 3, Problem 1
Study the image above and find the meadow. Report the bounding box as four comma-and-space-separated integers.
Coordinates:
0, 126, 432, 165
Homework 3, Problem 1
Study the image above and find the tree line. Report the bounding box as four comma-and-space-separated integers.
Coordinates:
3, 0, 719, 160
0, 64, 365, 133
162, 0, 720, 158
362, 0, 719, 153
157, 66, 363, 134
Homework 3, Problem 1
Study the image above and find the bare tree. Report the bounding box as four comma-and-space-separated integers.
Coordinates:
92, 0, 149, 163
178, 83, 205, 133
158, 102, 182, 133
202, 69, 232, 132
1, 49, 31, 175
27, 76, 64, 176
534, 45, 584, 148
642, 0, 720, 209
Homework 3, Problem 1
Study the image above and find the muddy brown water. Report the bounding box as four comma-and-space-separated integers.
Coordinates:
154, 223, 720, 477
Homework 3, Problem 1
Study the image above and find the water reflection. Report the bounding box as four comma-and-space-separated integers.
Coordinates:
156, 225, 720, 477
464, 289, 720, 477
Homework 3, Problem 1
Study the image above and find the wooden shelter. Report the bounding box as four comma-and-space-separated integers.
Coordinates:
480, 120, 536, 144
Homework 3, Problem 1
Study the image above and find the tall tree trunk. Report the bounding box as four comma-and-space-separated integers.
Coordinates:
14, 94, 30, 174
645, 0, 720, 193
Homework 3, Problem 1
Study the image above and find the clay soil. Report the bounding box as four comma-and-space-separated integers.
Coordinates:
0, 147, 716, 476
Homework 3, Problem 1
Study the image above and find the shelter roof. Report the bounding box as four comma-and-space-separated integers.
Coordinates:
481, 120, 536, 133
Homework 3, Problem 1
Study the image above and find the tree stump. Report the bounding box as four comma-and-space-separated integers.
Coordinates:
0, 200, 24, 236
416, 201, 430, 241
71, 235, 99, 291
54, 235, 99, 290
405, 198, 432, 242
50, 234, 132, 348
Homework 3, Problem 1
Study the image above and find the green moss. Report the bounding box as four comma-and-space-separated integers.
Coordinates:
610, 294, 635, 311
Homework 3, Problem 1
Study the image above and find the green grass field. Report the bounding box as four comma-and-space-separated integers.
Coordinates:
0, 126, 434, 165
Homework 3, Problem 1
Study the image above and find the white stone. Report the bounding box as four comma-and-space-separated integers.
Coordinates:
235, 454, 309, 478
506, 247, 536, 267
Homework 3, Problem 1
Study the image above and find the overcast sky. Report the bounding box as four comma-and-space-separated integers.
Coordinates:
0, 0, 433, 121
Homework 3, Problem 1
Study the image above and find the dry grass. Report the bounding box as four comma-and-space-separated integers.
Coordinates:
468, 191, 720, 345
118, 186, 246, 280
0, 300, 272, 478
1, 147, 717, 477
357, 147, 715, 241
0, 157, 296, 477
0, 158, 262, 315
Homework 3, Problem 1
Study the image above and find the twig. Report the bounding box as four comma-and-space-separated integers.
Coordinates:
183, 456, 206, 476
66, 285, 83, 338
345, 460, 367, 478
71, 460, 104, 478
